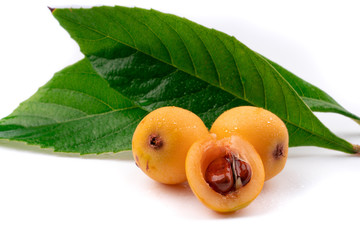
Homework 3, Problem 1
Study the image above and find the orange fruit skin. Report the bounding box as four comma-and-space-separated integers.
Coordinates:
210, 106, 289, 181
186, 135, 265, 213
132, 106, 209, 184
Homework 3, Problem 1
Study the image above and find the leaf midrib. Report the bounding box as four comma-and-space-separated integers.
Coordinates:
2, 106, 141, 131
54, 9, 353, 152
55, 10, 254, 106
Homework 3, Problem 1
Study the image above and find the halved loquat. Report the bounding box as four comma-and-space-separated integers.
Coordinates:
186, 134, 265, 213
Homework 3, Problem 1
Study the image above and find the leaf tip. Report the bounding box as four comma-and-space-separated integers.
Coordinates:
48, 6, 56, 13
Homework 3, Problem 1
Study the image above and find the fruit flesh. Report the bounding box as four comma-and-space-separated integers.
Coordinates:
210, 106, 289, 180
186, 135, 265, 213
132, 106, 209, 184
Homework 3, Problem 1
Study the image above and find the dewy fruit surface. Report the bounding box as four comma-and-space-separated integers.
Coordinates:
186, 135, 265, 213
210, 106, 289, 180
132, 106, 209, 184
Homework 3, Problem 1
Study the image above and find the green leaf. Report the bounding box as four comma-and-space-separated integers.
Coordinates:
265, 57, 360, 122
0, 59, 147, 154
51, 6, 358, 154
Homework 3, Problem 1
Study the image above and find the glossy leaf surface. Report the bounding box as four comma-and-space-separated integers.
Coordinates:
0, 59, 147, 154
0, 6, 358, 155
52, 6, 357, 153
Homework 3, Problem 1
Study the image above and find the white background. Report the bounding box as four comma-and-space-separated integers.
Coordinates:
1, 0, 360, 239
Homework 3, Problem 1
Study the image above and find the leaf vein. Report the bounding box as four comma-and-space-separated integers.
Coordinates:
179, 20, 221, 85
4, 114, 60, 124
67, 117, 141, 150
152, 11, 196, 74
23, 101, 88, 117
246, 50, 266, 108
42, 87, 115, 111
213, 32, 245, 94
120, 10, 174, 64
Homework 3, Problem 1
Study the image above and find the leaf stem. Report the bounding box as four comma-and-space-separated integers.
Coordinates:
354, 144, 360, 155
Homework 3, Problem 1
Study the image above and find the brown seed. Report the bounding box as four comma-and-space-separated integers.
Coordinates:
205, 152, 252, 195
231, 154, 252, 187
205, 157, 234, 194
